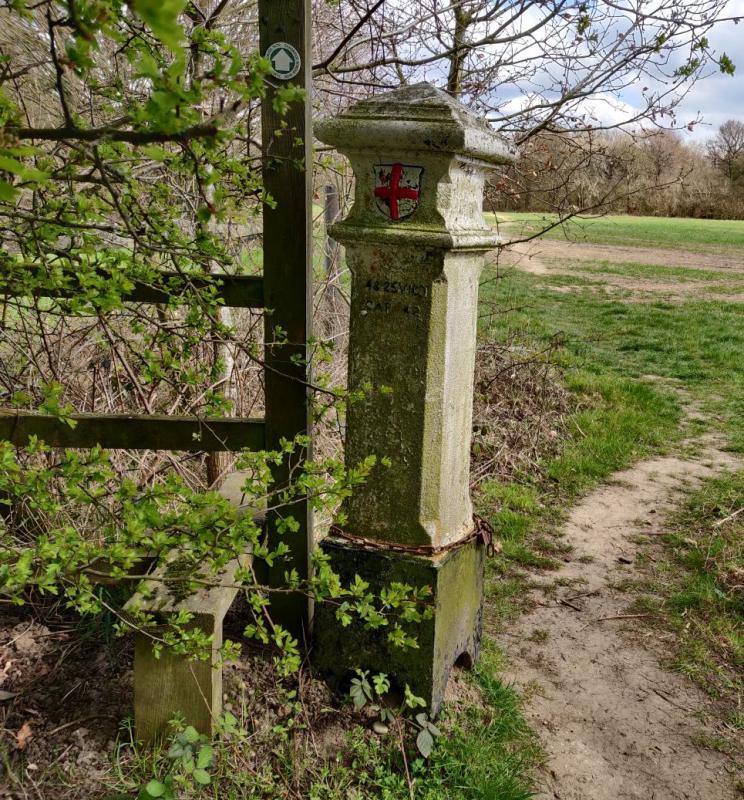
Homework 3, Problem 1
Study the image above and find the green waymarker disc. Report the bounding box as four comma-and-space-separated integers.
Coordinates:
265, 42, 302, 81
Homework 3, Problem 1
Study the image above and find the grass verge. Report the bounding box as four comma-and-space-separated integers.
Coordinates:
473, 218, 743, 751
635, 470, 743, 714
476, 266, 684, 582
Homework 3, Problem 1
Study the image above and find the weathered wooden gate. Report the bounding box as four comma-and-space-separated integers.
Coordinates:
0, 0, 313, 642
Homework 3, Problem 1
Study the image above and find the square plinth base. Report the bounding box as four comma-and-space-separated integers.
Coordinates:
313, 536, 485, 714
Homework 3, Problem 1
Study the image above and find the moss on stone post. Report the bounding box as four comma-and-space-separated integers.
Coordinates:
313, 83, 516, 711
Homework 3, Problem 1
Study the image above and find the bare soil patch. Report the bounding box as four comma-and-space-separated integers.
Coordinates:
495, 438, 743, 799
0, 616, 132, 798
500, 239, 744, 302
539, 281, 744, 305
503, 239, 744, 274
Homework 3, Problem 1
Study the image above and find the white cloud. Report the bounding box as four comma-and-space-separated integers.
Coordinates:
500, 91, 638, 129
571, 94, 639, 128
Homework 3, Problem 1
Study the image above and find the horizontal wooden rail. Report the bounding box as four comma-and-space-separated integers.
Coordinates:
0, 411, 265, 452
0, 272, 264, 309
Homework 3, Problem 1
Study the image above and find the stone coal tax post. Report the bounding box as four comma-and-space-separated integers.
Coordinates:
313, 83, 516, 712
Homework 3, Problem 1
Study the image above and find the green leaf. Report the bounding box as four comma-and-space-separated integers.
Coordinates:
193, 768, 211, 786
0, 155, 47, 181
181, 725, 200, 744
404, 685, 426, 709
220, 711, 238, 734
372, 672, 390, 696
416, 728, 434, 758
196, 745, 214, 769
144, 780, 165, 798
131, 0, 187, 51
719, 53, 736, 76
0, 179, 17, 202
166, 743, 184, 759
137, 53, 161, 80
349, 681, 368, 710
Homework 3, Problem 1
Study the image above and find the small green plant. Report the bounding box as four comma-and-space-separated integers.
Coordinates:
138, 726, 215, 799
413, 712, 442, 758
349, 670, 442, 758
350, 669, 393, 719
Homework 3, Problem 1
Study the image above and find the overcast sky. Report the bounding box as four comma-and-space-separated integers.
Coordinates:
666, 0, 744, 141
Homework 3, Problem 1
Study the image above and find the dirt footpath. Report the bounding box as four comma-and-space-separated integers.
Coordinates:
501, 238, 744, 275
498, 239, 744, 303
496, 439, 742, 800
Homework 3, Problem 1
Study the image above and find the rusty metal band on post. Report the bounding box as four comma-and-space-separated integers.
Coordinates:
327, 514, 497, 558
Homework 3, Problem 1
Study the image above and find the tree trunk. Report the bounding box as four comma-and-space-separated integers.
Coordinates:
446, 6, 472, 97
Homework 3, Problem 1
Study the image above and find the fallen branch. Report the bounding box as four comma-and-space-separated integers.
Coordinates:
713, 507, 744, 528
566, 590, 600, 602
581, 613, 653, 631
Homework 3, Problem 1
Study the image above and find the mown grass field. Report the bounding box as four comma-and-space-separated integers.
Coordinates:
488, 212, 744, 251
490, 272, 744, 450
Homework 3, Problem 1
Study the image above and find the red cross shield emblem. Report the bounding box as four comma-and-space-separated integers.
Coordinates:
374, 163, 423, 222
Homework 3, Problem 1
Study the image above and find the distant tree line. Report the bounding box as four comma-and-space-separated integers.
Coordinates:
492, 120, 744, 220
310, 0, 740, 224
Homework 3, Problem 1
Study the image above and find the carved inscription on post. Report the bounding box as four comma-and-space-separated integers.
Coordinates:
360, 278, 429, 318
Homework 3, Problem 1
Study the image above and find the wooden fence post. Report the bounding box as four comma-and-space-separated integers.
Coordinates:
259, 0, 313, 641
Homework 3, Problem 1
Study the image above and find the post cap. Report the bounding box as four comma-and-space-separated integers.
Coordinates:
316, 82, 516, 165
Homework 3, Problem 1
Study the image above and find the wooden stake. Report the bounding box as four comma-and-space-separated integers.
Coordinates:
259, 0, 313, 641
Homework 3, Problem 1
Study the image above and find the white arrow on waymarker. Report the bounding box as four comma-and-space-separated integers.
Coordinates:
272, 49, 293, 74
